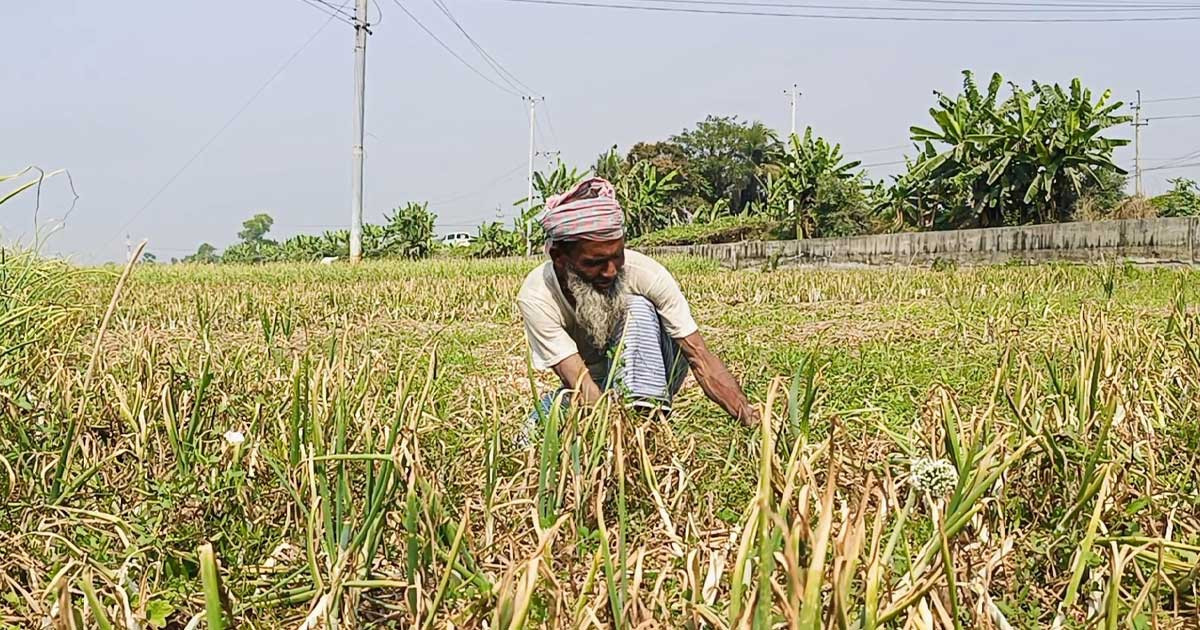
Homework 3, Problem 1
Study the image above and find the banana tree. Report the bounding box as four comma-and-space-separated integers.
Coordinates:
616, 161, 683, 238
381, 202, 435, 259
905, 71, 1128, 228
514, 160, 586, 254
769, 128, 862, 239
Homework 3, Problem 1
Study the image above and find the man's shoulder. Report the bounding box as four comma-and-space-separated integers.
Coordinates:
517, 261, 554, 304
623, 249, 673, 280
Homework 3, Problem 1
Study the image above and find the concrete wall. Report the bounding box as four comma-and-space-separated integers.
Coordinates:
641, 217, 1200, 268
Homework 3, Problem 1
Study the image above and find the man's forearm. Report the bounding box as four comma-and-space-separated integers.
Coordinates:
691, 357, 756, 423
678, 333, 758, 425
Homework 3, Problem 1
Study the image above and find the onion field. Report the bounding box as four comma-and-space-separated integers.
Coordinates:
3, 255, 1199, 628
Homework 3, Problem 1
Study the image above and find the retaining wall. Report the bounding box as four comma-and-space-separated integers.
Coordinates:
641, 217, 1200, 268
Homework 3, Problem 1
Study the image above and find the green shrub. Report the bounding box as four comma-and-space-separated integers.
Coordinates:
629, 215, 789, 247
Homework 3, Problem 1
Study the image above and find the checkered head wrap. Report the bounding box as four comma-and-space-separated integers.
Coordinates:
540, 177, 625, 243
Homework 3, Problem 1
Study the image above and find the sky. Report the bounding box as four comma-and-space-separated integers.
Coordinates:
2, 0, 1198, 263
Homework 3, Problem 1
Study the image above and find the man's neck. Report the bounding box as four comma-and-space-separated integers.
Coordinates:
552, 265, 577, 308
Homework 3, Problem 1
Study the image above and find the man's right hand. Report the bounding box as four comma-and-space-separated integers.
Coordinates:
551, 353, 604, 405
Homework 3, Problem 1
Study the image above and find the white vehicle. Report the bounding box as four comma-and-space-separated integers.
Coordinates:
441, 232, 474, 248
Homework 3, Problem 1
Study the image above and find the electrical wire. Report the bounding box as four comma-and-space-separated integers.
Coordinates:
1148, 113, 1200, 121
847, 0, 1200, 7
1143, 94, 1200, 104
295, 0, 357, 24
390, 0, 524, 96
541, 100, 564, 149
1145, 161, 1200, 171
860, 159, 907, 167
108, 1, 352, 246
492, 0, 1200, 21
846, 143, 910, 155
430, 161, 527, 203
427, 0, 541, 96
583, 0, 1200, 12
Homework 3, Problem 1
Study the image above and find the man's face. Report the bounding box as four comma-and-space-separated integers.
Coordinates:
552, 238, 625, 292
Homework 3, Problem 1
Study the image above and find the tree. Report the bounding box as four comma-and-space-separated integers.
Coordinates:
182, 242, 219, 264
514, 160, 586, 253
380, 202, 436, 259
671, 116, 778, 213
471, 221, 521, 258
617, 162, 684, 238
766, 128, 865, 239
142, 252, 157, 264
891, 71, 1130, 230
237, 213, 275, 243
1153, 178, 1200, 217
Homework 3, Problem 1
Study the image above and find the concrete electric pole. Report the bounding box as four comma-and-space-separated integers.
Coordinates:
1133, 90, 1148, 197
786, 84, 800, 231
349, 0, 370, 263
523, 95, 542, 256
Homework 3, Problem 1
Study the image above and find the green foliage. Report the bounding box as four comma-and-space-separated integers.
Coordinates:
1152, 178, 1200, 217
142, 252, 158, 264
514, 160, 587, 254
629, 215, 788, 247
765, 128, 870, 238
237, 213, 275, 243
183, 243, 220, 264
886, 71, 1130, 230
380, 202, 436, 259
617, 161, 684, 238
470, 221, 521, 258
670, 115, 778, 213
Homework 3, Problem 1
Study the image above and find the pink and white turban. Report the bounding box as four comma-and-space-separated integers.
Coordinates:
541, 177, 625, 243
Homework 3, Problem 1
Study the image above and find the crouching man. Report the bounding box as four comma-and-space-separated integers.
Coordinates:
516, 177, 759, 440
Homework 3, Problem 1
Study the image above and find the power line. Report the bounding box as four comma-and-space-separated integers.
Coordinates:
583, 0, 1200, 12
860, 159, 907, 167
430, 161, 527, 203
541, 100, 564, 150
107, 1, 351, 247
865, 0, 1200, 7
1145, 161, 1200, 171
427, 0, 541, 96
1147, 113, 1200, 121
295, 0, 357, 24
1143, 94, 1200, 104
389, 0, 524, 96
492, 0, 1200, 21
846, 143, 910, 155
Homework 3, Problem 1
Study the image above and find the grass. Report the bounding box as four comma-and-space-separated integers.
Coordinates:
2, 254, 1199, 628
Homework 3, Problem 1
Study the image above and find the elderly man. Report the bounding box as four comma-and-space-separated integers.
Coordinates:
517, 177, 759, 437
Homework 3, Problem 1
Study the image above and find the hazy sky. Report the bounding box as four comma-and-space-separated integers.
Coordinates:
3, 0, 1197, 263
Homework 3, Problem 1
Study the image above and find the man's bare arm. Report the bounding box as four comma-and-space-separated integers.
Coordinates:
677, 332, 759, 426
551, 354, 604, 406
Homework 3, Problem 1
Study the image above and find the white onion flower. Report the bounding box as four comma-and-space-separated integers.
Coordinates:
910, 457, 958, 496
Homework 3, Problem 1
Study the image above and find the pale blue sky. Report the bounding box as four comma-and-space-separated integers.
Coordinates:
3, 0, 1197, 263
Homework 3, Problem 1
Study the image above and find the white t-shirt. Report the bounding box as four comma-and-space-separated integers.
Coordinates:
517, 249, 699, 371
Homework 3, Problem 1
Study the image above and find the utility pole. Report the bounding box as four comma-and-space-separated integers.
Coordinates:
787, 84, 799, 138
349, 0, 370, 263
523, 96, 542, 256
786, 84, 800, 235
125, 234, 132, 263
1133, 90, 1147, 197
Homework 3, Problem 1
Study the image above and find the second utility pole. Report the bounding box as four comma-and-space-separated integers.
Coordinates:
1133, 90, 1148, 197
349, 0, 370, 263
524, 96, 541, 256
787, 84, 799, 234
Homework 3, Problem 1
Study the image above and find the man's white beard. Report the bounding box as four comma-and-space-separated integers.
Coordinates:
567, 267, 628, 352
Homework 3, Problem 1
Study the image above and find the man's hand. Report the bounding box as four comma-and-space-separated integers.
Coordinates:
677, 332, 759, 428
551, 354, 604, 406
